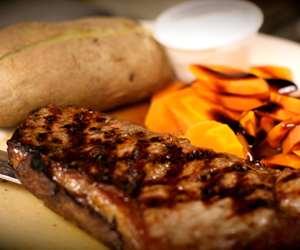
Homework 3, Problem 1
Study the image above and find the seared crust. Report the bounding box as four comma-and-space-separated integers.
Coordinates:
7, 105, 300, 250
7, 142, 123, 250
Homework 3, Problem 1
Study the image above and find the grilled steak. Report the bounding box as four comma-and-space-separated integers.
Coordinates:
7, 105, 300, 250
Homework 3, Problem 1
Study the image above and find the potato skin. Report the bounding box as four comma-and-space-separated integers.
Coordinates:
0, 17, 173, 127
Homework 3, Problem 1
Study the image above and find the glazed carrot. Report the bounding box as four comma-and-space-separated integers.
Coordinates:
166, 99, 208, 132
145, 88, 193, 134
266, 117, 300, 148
146, 82, 240, 134
145, 99, 181, 134
260, 116, 275, 133
293, 145, 300, 157
189, 65, 270, 96
262, 154, 300, 169
240, 111, 258, 136
185, 120, 245, 158
250, 66, 293, 81
270, 92, 300, 114
236, 133, 251, 159
282, 125, 300, 154
267, 108, 298, 121
180, 93, 241, 122
192, 82, 265, 112
253, 103, 297, 121
152, 81, 185, 100
209, 65, 244, 74
146, 64, 300, 169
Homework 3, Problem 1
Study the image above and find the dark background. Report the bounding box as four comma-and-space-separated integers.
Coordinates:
0, 0, 300, 42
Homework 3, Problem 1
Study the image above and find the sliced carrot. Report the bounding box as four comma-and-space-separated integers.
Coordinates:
166, 100, 207, 133
251, 65, 297, 95
294, 151, 300, 157
210, 106, 242, 122
163, 88, 214, 132
266, 117, 300, 148
180, 93, 241, 121
192, 82, 265, 112
167, 93, 239, 133
267, 79, 297, 95
146, 84, 240, 135
189, 65, 270, 96
293, 145, 300, 157
236, 133, 251, 160
219, 96, 264, 112
282, 125, 300, 154
208, 65, 248, 74
250, 66, 293, 80
145, 88, 195, 134
253, 103, 297, 121
271, 92, 300, 114
260, 116, 275, 133
178, 95, 215, 123
240, 111, 258, 136
266, 108, 297, 121
185, 120, 245, 158
145, 98, 181, 135
266, 124, 293, 149
152, 81, 185, 100
250, 67, 272, 79
262, 154, 300, 169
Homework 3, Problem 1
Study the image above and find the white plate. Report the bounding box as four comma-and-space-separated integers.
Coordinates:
0, 33, 300, 250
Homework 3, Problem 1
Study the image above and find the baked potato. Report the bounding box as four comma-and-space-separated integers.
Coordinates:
0, 17, 173, 127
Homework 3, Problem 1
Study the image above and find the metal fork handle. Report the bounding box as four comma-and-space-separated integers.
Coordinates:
0, 150, 21, 184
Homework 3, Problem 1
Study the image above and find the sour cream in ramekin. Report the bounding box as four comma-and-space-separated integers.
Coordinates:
153, 0, 264, 81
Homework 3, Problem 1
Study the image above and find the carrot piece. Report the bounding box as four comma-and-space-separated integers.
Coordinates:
282, 125, 300, 154
250, 67, 272, 79
152, 81, 185, 100
293, 145, 300, 157
185, 120, 245, 158
250, 65, 297, 95
182, 95, 241, 121
262, 154, 300, 169
253, 103, 297, 121
145, 89, 192, 134
180, 93, 241, 122
179, 94, 215, 120
209, 65, 244, 74
267, 108, 297, 121
145, 99, 181, 134
146, 85, 240, 135
146, 81, 188, 134
250, 66, 293, 80
266, 124, 293, 148
211, 106, 242, 122
164, 88, 212, 132
236, 133, 251, 160
166, 100, 208, 133
260, 116, 275, 133
192, 82, 265, 112
239, 111, 258, 136
189, 65, 270, 96
220, 96, 264, 112
270, 92, 300, 114
266, 117, 300, 148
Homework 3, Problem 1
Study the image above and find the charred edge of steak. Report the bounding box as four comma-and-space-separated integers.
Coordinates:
7, 141, 123, 250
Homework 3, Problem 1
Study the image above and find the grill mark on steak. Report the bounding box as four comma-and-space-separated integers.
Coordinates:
278, 171, 300, 183
7, 105, 300, 250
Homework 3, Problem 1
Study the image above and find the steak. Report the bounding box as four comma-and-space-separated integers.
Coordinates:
7, 105, 300, 250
